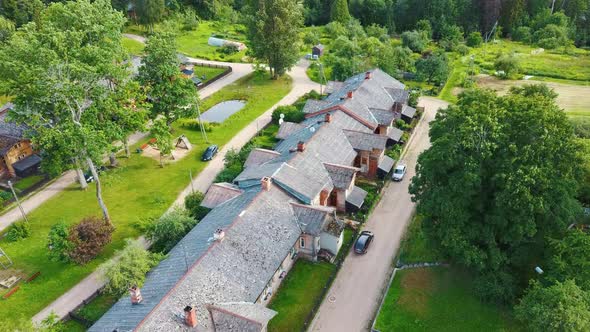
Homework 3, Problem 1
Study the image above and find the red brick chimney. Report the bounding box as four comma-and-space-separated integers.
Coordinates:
347, 91, 353, 99
184, 306, 197, 327
261, 176, 272, 191
365, 71, 371, 80
325, 113, 332, 123
297, 141, 306, 152
129, 285, 142, 305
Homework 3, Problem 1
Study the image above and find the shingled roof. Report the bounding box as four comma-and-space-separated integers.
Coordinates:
323, 163, 358, 189
244, 148, 281, 167
343, 129, 388, 152
207, 302, 277, 332
91, 185, 301, 332
276, 122, 305, 140
201, 182, 243, 208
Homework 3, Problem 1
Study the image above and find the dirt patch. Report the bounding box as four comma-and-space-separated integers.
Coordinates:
397, 268, 434, 317
141, 145, 191, 164
472, 75, 590, 115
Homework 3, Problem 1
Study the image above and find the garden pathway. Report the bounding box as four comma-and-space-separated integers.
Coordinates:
308, 97, 449, 332
32, 57, 318, 325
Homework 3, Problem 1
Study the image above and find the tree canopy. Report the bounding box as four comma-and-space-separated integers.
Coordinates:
0, 0, 133, 222
410, 85, 581, 300
245, 0, 303, 78
515, 280, 590, 332
138, 31, 199, 126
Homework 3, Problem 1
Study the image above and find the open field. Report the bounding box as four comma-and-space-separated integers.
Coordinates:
374, 267, 520, 332
0, 73, 292, 326
268, 260, 335, 332
472, 75, 590, 116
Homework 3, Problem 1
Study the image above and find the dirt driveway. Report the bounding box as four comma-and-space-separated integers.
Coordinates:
308, 97, 449, 332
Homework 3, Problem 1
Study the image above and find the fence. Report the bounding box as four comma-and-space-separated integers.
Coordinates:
189, 62, 232, 91
63, 287, 104, 327
0, 175, 50, 211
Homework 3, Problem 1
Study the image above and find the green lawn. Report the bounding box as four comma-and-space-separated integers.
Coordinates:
398, 216, 444, 264
0, 72, 292, 326
374, 267, 520, 332
191, 65, 227, 84
268, 260, 336, 332
125, 21, 248, 62
122, 37, 144, 56
13, 174, 45, 192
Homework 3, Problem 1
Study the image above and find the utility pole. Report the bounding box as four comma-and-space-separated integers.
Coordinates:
8, 180, 28, 223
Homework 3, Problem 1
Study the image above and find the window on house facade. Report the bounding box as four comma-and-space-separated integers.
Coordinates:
300, 237, 305, 248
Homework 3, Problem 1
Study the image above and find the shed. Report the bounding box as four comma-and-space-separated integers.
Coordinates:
377, 155, 395, 179
312, 44, 324, 57
387, 127, 404, 146
345, 185, 368, 213
12, 154, 42, 178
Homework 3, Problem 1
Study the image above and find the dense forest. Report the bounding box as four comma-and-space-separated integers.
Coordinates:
1, 0, 588, 46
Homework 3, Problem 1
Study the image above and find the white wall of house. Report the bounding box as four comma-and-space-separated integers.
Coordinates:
320, 231, 343, 256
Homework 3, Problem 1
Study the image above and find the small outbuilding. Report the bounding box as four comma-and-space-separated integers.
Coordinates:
312, 44, 324, 57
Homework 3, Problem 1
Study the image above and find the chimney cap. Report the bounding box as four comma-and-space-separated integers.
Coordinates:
184, 306, 193, 312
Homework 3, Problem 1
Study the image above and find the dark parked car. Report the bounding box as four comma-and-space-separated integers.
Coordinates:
84, 166, 107, 183
354, 231, 374, 254
202, 145, 218, 161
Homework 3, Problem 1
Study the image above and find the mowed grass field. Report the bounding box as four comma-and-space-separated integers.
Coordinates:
0, 72, 292, 327
374, 267, 520, 332
475, 75, 590, 116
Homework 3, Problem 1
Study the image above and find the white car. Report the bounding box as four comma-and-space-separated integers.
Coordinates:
392, 164, 407, 181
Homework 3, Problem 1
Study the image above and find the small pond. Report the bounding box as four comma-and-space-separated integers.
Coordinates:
199, 100, 246, 123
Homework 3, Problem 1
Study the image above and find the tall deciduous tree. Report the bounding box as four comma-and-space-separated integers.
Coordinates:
150, 117, 173, 167
410, 85, 581, 297
515, 280, 590, 332
245, 0, 303, 79
138, 32, 199, 126
135, 0, 166, 33
0, 0, 133, 223
331, 0, 350, 23
547, 230, 590, 291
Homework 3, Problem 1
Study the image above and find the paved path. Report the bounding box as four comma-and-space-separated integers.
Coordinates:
308, 97, 449, 332
0, 49, 253, 231
32, 58, 318, 324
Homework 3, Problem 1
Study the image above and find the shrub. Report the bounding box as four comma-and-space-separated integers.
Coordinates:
512, 26, 532, 43
456, 44, 470, 55
415, 19, 432, 39
5, 221, 30, 242
401, 30, 426, 53
180, 8, 199, 31
145, 208, 197, 253
439, 24, 463, 51
218, 43, 239, 55
0, 190, 11, 205
303, 29, 321, 46
184, 191, 211, 221
533, 24, 569, 49
178, 119, 215, 132
466, 31, 483, 47
408, 89, 420, 108
494, 53, 521, 78
571, 117, 590, 138
271, 105, 305, 124
365, 24, 388, 42
415, 51, 449, 86
100, 239, 164, 296
47, 222, 73, 262
68, 217, 114, 264
214, 163, 243, 183
325, 21, 346, 39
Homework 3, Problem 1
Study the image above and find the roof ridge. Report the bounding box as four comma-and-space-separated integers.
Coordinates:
251, 147, 282, 155
211, 182, 243, 193
290, 202, 334, 213
134, 188, 265, 331
206, 304, 264, 327
322, 162, 360, 172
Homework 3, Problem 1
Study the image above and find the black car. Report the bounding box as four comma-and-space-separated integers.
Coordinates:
84, 166, 108, 183
202, 145, 218, 161
354, 231, 374, 254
